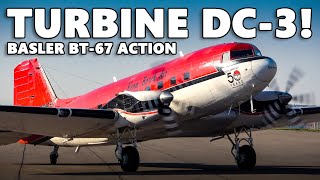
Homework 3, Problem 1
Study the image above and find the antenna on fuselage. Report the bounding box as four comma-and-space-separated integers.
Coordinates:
179, 51, 184, 57
113, 76, 117, 82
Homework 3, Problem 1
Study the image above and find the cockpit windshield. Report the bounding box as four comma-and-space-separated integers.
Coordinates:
229, 45, 263, 60
230, 49, 254, 59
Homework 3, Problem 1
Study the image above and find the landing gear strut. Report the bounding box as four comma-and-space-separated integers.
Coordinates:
114, 128, 140, 172
226, 127, 256, 170
50, 146, 59, 165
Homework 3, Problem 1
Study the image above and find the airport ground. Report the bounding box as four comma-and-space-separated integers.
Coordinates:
0, 130, 320, 180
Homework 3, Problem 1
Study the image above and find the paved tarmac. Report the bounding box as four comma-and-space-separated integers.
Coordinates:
0, 130, 320, 180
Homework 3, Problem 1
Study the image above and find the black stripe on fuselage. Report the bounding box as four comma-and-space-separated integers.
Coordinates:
102, 56, 269, 109
166, 56, 269, 93
167, 71, 225, 93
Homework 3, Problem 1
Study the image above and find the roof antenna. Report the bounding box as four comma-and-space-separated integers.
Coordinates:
179, 51, 184, 57
113, 76, 117, 82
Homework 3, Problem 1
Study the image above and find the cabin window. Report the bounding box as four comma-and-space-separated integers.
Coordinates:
184, 72, 190, 80
222, 52, 230, 63
158, 81, 163, 89
230, 49, 254, 59
145, 86, 151, 91
170, 77, 176, 85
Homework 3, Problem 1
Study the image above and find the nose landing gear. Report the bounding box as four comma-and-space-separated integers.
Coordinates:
114, 127, 140, 172
226, 127, 256, 170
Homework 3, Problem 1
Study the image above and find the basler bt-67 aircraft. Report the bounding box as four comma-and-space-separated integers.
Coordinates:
1, 42, 319, 172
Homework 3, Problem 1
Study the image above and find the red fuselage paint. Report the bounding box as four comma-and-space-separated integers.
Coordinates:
54, 42, 256, 109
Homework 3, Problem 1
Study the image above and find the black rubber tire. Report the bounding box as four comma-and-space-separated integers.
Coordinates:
236, 145, 256, 170
50, 154, 58, 165
120, 146, 140, 172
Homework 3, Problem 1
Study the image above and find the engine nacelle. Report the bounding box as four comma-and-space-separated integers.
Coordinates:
117, 90, 162, 101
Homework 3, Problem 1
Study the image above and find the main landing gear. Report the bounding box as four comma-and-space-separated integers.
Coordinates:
114, 128, 140, 172
226, 127, 256, 170
50, 146, 59, 165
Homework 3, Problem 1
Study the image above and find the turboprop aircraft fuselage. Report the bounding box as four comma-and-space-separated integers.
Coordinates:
46, 42, 277, 138
14, 42, 277, 144
56, 42, 276, 110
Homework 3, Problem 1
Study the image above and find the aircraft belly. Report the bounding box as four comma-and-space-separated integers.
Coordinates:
172, 110, 238, 137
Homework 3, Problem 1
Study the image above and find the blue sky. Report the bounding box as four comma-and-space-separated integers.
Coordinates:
0, 0, 319, 104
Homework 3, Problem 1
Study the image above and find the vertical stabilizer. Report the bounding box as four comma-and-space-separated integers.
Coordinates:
14, 58, 57, 107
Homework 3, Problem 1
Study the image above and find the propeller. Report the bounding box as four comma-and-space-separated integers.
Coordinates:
291, 92, 316, 105
285, 67, 304, 92
268, 67, 315, 105
268, 79, 280, 91
267, 67, 316, 127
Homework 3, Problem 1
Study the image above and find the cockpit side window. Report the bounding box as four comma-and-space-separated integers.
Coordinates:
253, 47, 262, 56
230, 49, 254, 60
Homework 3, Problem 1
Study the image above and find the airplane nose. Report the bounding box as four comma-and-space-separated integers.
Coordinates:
251, 57, 277, 82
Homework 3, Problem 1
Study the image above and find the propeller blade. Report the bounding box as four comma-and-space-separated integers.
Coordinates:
285, 67, 304, 92
291, 93, 314, 104
269, 79, 280, 91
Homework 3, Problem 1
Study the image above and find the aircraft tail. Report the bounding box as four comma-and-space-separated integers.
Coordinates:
14, 58, 58, 107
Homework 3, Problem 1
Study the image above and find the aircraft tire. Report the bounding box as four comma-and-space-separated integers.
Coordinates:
120, 146, 140, 172
50, 153, 58, 165
236, 145, 256, 170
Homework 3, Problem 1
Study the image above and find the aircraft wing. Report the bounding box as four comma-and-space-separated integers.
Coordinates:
286, 105, 320, 125
0, 131, 29, 145
0, 105, 116, 138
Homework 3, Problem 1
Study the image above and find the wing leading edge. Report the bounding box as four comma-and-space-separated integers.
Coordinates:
287, 106, 320, 125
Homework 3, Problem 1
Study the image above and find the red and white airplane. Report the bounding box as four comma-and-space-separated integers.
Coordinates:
0, 42, 319, 172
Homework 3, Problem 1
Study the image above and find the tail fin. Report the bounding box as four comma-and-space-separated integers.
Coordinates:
14, 58, 57, 107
